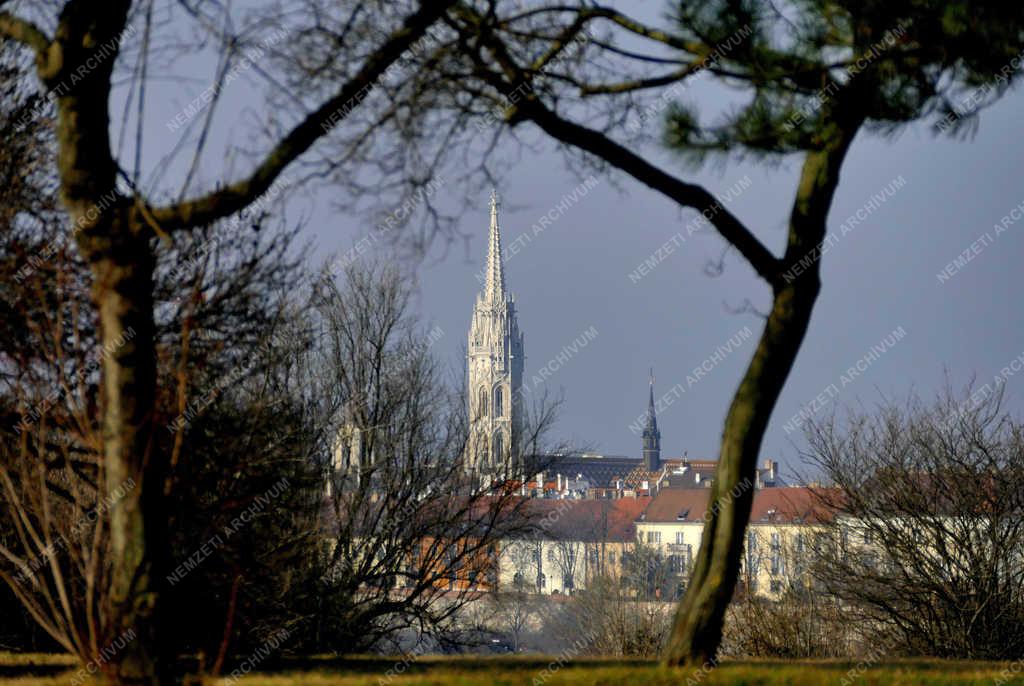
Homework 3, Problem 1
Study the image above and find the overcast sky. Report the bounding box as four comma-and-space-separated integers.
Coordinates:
104, 2, 1024, 482
395, 94, 1024, 478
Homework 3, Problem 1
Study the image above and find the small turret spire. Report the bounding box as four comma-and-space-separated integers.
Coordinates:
646, 367, 658, 432
485, 189, 506, 304
643, 368, 661, 471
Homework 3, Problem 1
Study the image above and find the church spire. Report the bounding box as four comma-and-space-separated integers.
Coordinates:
647, 367, 658, 433
643, 368, 661, 471
485, 189, 506, 304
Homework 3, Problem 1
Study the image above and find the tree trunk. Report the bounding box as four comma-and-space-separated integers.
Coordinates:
663, 116, 863, 667
90, 226, 165, 685
44, 2, 165, 681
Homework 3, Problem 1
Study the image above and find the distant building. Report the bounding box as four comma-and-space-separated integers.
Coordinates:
518, 372, 782, 499
634, 486, 835, 598
466, 190, 525, 481
496, 496, 651, 594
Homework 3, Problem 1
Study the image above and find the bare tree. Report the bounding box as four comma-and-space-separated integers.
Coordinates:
722, 535, 855, 658
804, 385, 1024, 659
506, 538, 543, 592
308, 261, 561, 652
0, 2, 458, 681
554, 574, 672, 657
0, 196, 319, 678
488, 575, 538, 652
550, 538, 582, 593
0, 34, 323, 673
624, 542, 674, 602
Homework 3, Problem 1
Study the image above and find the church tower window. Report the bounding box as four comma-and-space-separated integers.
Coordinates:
493, 432, 504, 466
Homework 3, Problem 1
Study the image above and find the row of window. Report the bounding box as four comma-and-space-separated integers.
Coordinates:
643, 531, 691, 545
513, 571, 577, 591
641, 529, 808, 580
538, 548, 620, 565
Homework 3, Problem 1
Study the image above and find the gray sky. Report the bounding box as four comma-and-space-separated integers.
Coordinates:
389, 94, 1024, 476
108, 2, 1024, 481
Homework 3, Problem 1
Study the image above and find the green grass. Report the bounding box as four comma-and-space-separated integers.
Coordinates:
2, 653, 1023, 685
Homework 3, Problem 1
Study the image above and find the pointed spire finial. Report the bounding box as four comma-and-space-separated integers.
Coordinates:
643, 367, 662, 470
484, 188, 506, 303
647, 368, 658, 428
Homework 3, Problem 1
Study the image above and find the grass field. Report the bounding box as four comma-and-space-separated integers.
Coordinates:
2, 653, 1023, 685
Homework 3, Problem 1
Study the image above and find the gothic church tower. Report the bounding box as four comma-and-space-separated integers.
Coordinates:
467, 190, 524, 478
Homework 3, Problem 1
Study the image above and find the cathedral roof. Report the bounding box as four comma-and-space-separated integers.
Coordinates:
543, 455, 643, 489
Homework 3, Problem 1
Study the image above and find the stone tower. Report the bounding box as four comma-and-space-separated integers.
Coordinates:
642, 369, 661, 471
467, 190, 524, 479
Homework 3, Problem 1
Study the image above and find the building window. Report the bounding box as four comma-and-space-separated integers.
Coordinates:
494, 386, 504, 417
547, 548, 555, 562
746, 531, 758, 576
646, 531, 661, 544
609, 551, 616, 565
770, 579, 782, 593
477, 386, 488, 418
675, 531, 685, 545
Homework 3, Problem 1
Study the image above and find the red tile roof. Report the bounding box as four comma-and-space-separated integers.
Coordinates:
748, 487, 838, 524
641, 487, 838, 525
640, 489, 711, 523
522, 496, 652, 542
